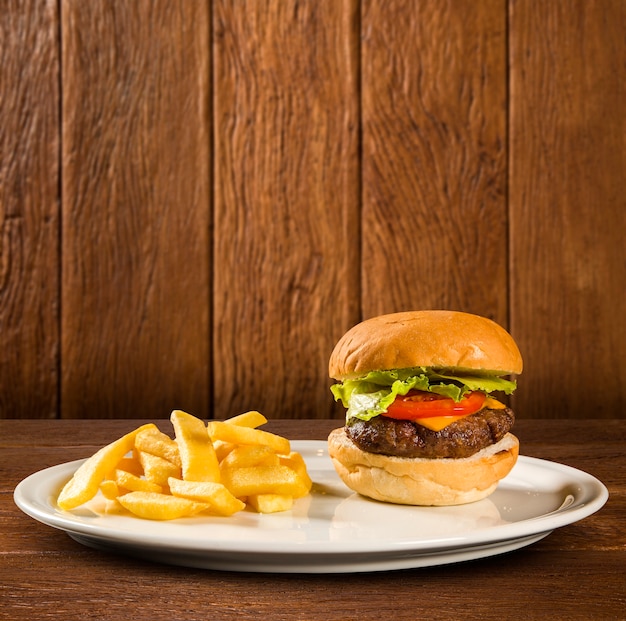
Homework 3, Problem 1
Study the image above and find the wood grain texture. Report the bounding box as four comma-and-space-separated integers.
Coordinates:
213, 0, 360, 419
361, 0, 508, 323
509, 0, 626, 418
61, 2, 211, 419
1, 2, 625, 421
0, 0, 59, 418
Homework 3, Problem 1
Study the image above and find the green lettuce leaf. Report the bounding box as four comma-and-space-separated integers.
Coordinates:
330, 367, 516, 422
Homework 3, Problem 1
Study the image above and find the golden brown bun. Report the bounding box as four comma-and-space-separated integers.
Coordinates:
329, 310, 523, 379
327, 428, 519, 506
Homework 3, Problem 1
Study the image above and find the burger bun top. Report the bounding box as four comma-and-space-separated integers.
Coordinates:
329, 310, 522, 380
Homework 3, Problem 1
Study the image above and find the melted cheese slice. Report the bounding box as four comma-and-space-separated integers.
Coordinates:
484, 396, 506, 410
414, 415, 467, 432
412, 397, 507, 432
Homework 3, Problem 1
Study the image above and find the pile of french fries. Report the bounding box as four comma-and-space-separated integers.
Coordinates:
57, 410, 312, 519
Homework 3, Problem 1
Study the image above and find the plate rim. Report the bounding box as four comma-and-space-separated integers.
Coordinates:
13, 441, 609, 562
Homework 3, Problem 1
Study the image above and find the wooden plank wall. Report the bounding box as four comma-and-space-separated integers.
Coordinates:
1, 1, 624, 420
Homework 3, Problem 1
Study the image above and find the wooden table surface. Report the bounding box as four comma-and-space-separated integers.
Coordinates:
2, 418, 624, 620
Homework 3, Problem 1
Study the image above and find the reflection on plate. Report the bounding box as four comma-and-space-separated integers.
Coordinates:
14, 441, 608, 573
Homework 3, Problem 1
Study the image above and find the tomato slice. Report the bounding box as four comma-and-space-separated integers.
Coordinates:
384, 390, 486, 420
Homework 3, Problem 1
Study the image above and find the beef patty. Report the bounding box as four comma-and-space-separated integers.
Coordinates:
345, 407, 515, 459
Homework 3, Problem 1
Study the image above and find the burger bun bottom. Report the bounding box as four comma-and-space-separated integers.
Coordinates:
327, 427, 519, 506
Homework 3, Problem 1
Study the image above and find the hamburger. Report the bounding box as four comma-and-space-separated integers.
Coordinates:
327, 310, 522, 506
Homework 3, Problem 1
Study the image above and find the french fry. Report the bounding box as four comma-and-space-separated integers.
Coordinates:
114, 469, 162, 494
99, 479, 123, 500
134, 427, 182, 468
278, 452, 313, 497
138, 451, 181, 487
213, 440, 236, 462
57, 423, 157, 510
168, 478, 245, 516
220, 464, 307, 498
247, 493, 294, 514
117, 491, 210, 520
171, 410, 220, 482
223, 410, 267, 428
114, 455, 144, 477
219, 444, 280, 470
207, 421, 290, 455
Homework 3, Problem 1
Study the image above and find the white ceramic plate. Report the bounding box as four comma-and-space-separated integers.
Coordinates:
14, 441, 608, 573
